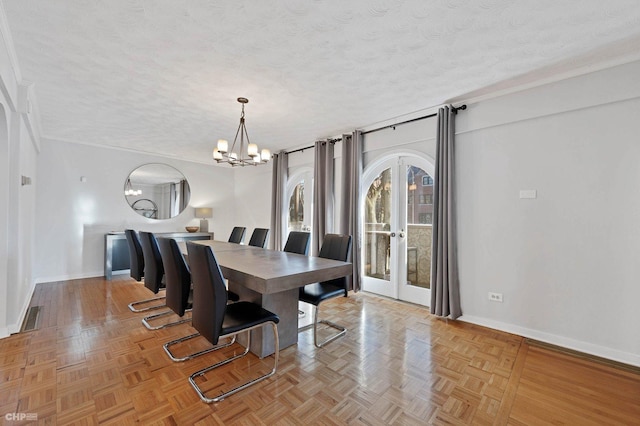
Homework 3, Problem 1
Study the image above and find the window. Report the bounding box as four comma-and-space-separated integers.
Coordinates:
418, 194, 432, 205
418, 213, 432, 224
422, 175, 433, 186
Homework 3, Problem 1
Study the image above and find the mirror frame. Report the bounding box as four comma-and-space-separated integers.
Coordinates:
124, 163, 191, 220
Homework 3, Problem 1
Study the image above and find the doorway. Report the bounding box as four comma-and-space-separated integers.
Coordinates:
361, 154, 433, 306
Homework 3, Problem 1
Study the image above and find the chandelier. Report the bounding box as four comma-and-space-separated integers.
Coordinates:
124, 178, 141, 196
213, 97, 270, 166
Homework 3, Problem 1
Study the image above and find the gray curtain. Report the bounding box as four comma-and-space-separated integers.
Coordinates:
179, 179, 190, 212
269, 151, 288, 250
169, 183, 177, 218
312, 139, 334, 255
431, 106, 462, 319
340, 131, 362, 292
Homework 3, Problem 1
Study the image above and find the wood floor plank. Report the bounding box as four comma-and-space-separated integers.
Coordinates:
0, 276, 638, 425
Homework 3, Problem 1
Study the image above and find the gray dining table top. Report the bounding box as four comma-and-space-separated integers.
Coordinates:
179, 240, 352, 294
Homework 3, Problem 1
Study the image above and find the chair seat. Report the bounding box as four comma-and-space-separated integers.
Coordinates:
221, 302, 280, 336
299, 283, 346, 306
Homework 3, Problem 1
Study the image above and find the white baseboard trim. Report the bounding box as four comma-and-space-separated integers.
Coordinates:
11, 279, 37, 334
459, 314, 640, 368
0, 279, 37, 340
34, 271, 104, 284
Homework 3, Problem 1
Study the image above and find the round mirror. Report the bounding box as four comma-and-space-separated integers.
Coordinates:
124, 164, 191, 220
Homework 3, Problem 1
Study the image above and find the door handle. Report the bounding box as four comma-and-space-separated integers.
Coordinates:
390, 232, 396, 237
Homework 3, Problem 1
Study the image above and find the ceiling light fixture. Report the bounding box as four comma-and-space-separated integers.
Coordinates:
213, 97, 270, 167
124, 178, 142, 196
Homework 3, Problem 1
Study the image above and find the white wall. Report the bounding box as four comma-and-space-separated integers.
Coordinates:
455, 60, 640, 366
34, 139, 236, 282
0, 18, 39, 336
231, 162, 272, 244
9, 117, 36, 324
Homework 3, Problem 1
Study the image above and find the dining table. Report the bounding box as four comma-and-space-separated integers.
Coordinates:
179, 239, 353, 358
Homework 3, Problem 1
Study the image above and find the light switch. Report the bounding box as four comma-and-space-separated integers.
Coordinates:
519, 189, 537, 199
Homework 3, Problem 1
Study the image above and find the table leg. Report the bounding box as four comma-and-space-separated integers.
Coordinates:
228, 282, 298, 358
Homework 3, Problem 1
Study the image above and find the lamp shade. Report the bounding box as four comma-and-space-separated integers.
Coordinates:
194, 207, 213, 218
213, 148, 222, 160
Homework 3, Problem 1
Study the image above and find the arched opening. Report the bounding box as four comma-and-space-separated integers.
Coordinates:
360, 151, 434, 306
286, 168, 313, 236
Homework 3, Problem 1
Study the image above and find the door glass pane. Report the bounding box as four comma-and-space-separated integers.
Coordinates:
288, 182, 304, 231
364, 168, 392, 281
406, 165, 432, 289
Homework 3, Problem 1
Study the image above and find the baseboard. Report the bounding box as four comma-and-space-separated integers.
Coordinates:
525, 339, 640, 374
0, 279, 37, 339
34, 270, 104, 284
459, 314, 640, 368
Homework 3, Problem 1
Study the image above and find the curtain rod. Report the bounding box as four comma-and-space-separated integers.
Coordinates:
284, 104, 466, 155
362, 104, 467, 136
285, 137, 342, 155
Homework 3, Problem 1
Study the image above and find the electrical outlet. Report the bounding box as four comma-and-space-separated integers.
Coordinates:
488, 292, 503, 302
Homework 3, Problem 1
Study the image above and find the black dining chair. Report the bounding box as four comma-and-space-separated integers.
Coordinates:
124, 229, 144, 281
142, 237, 194, 330
133, 231, 170, 321
126, 229, 165, 312
248, 228, 270, 248
139, 231, 165, 293
298, 234, 351, 348
184, 242, 280, 403
283, 231, 311, 255
283, 231, 311, 319
228, 227, 246, 244
161, 238, 240, 362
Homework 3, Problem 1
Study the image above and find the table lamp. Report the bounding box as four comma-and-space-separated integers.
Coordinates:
194, 207, 213, 233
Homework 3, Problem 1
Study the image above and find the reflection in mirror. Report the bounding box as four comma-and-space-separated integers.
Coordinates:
124, 164, 191, 220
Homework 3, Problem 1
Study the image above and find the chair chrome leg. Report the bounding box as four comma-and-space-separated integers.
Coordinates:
298, 304, 346, 348
189, 322, 279, 403
128, 295, 166, 312
163, 333, 237, 362
315, 319, 346, 348
142, 309, 192, 330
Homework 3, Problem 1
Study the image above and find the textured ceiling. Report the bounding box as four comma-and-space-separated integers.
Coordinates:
4, 0, 640, 164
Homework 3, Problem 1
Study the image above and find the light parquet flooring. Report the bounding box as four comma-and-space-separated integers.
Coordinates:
1, 276, 639, 425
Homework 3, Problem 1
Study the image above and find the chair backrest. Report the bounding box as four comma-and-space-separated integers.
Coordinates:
186, 242, 228, 345
124, 229, 144, 281
283, 231, 311, 255
318, 234, 352, 289
248, 228, 270, 248
228, 226, 246, 244
139, 231, 165, 294
157, 238, 191, 316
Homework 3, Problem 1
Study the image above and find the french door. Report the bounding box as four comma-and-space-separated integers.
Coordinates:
361, 155, 433, 306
